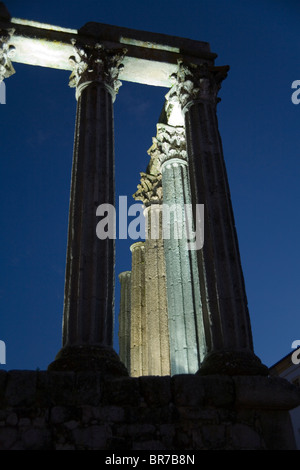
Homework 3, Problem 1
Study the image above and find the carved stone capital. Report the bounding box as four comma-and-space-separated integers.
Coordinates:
133, 124, 187, 205
0, 29, 16, 82
167, 60, 229, 111
133, 172, 163, 207
68, 40, 127, 100
154, 123, 187, 167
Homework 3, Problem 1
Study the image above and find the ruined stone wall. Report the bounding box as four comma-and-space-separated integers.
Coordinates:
0, 370, 298, 450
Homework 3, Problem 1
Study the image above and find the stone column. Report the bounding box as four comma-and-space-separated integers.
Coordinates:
134, 172, 170, 376
168, 61, 267, 375
118, 271, 131, 371
48, 41, 128, 375
144, 205, 170, 376
129, 242, 146, 377
153, 123, 206, 375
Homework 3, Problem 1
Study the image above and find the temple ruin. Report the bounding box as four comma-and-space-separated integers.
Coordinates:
0, 2, 299, 450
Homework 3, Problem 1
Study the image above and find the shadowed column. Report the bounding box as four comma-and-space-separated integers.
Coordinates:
48, 41, 128, 375
118, 271, 131, 372
129, 242, 146, 377
168, 61, 268, 376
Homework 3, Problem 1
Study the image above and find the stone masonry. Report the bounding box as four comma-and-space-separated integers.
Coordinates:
0, 370, 299, 450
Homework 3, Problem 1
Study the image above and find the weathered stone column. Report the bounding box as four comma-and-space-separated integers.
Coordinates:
129, 242, 146, 377
144, 205, 170, 376
168, 61, 268, 375
48, 42, 128, 375
134, 172, 170, 376
118, 271, 131, 371
153, 123, 206, 374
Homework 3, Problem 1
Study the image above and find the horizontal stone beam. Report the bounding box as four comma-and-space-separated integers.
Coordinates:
0, 2, 217, 87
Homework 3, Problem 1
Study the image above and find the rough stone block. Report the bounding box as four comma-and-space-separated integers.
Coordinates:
50, 406, 69, 424
132, 439, 167, 450
0, 370, 7, 405
72, 424, 112, 450
102, 377, 140, 406
139, 375, 171, 406
74, 371, 102, 406
201, 424, 227, 449
259, 410, 297, 450
177, 406, 219, 422
234, 376, 300, 410
6, 412, 18, 426
230, 423, 264, 450
47, 371, 75, 405
22, 428, 52, 450
5, 370, 37, 407
0, 427, 18, 449
172, 374, 205, 406
96, 405, 125, 423
127, 423, 156, 439
202, 375, 235, 407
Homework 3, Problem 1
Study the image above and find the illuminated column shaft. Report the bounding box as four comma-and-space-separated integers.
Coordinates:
49, 43, 128, 374
159, 134, 205, 374
153, 123, 205, 374
118, 271, 131, 371
144, 205, 170, 376
133, 172, 170, 376
130, 242, 146, 377
171, 62, 267, 375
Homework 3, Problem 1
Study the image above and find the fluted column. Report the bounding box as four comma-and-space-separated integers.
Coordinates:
134, 172, 170, 376
145, 205, 170, 376
153, 123, 206, 374
168, 61, 267, 375
118, 271, 131, 371
129, 242, 146, 377
48, 41, 128, 375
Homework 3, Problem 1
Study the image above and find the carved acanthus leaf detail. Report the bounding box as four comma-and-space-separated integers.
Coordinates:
133, 172, 163, 207
166, 61, 229, 109
154, 124, 187, 165
68, 40, 127, 98
0, 29, 16, 82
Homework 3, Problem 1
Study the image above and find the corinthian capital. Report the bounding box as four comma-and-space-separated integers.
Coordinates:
133, 172, 163, 207
167, 60, 229, 110
153, 123, 187, 166
68, 40, 127, 100
0, 29, 16, 82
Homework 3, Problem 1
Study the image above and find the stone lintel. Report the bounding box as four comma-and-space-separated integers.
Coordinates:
0, 6, 217, 87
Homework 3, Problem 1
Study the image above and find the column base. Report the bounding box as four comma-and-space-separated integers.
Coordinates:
197, 350, 269, 376
47, 345, 128, 377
